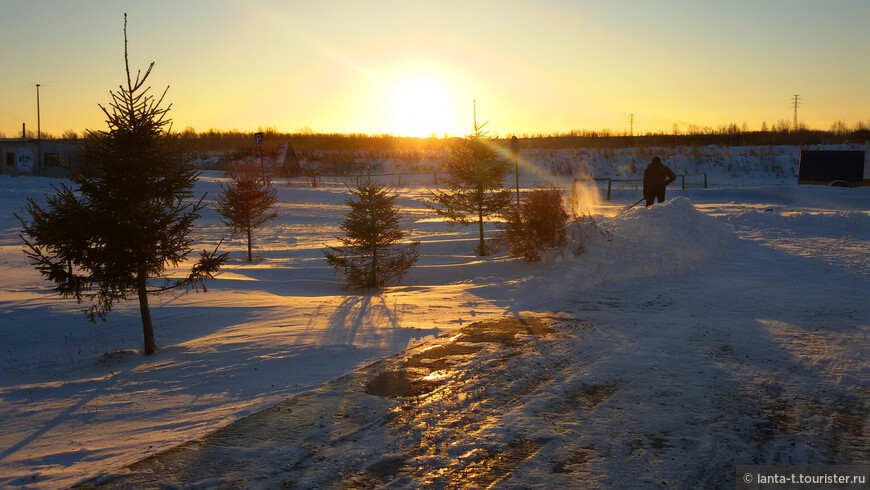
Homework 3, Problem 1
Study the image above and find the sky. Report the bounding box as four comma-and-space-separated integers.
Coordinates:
1, 0, 869, 138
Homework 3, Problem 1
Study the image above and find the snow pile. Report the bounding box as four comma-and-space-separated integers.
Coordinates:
513, 197, 738, 307
605, 197, 739, 264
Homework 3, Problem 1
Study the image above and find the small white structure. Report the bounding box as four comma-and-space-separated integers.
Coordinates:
0, 139, 82, 177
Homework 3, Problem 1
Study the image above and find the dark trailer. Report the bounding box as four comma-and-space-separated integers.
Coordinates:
798, 150, 865, 187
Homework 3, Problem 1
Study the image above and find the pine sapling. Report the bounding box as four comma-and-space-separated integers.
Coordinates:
17, 15, 226, 355
324, 180, 419, 289
428, 112, 511, 256
215, 162, 278, 261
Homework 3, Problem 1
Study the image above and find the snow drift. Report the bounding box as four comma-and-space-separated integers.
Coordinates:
725, 210, 870, 239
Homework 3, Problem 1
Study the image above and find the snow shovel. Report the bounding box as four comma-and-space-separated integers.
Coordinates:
620, 197, 644, 214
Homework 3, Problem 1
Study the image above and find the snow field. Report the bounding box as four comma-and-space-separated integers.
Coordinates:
0, 147, 868, 487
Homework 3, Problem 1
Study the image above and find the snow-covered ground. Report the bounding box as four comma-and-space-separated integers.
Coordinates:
0, 147, 867, 488
273, 143, 860, 188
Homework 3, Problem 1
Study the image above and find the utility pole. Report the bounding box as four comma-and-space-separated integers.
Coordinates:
792, 94, 800, 131
511, 136, 519, 207
36, 83, 42, 176
36, 84, 41, 140
629, 114, 635, 137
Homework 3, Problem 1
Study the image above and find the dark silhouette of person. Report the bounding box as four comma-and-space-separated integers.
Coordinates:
642, 156, 676, 206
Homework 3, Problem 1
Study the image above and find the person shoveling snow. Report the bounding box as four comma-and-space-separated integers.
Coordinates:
643, 156, 677, 207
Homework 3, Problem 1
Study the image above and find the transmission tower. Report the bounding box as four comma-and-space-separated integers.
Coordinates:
629, 114, 635, 136
792, 94, 801, 130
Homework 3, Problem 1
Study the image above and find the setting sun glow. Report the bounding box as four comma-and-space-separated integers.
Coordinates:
1, 2, 868, 137
392, 78, 457, 138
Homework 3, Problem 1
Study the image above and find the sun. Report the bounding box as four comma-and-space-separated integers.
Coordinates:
392, 77, 457, 137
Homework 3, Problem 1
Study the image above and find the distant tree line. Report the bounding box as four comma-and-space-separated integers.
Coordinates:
504, 122, 870, 151
26, 120, 869, 152
176, 127, 449, 154
172, 122, 870, 152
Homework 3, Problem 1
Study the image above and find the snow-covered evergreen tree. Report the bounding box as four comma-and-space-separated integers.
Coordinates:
17, 16, 226, 355
215, 162, 278, 262
324, 181, 419, 289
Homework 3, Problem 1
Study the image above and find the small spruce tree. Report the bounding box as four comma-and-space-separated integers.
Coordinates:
324, 180, 419, 289
428, 110, 511, 256
498, 187, 569, 262
17, 15, 226, 355
215, 162, 278, 261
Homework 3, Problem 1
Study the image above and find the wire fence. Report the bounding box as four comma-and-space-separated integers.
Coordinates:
573, 173, 707, 200
281, 170, 708, 195
286, 171, 441, 187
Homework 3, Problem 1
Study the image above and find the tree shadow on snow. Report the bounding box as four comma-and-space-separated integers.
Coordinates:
317, 293, 436, 350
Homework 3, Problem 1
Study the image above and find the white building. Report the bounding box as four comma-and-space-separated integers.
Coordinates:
0, 139, 82, 178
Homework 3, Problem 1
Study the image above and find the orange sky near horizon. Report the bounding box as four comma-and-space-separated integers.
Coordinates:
2, 0, 868, 139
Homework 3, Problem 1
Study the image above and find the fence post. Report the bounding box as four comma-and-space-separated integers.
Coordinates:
398, 173, 402, 186
704, 173, 707, 188
681, 175, 685, 190
434, 171, 438, 185
607, 179, 612, 200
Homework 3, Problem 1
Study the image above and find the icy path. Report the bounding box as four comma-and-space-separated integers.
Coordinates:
89, 235, 867, 488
